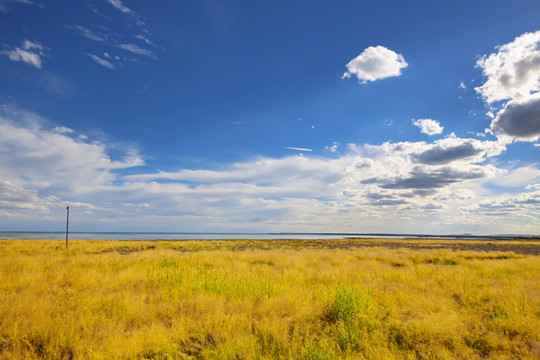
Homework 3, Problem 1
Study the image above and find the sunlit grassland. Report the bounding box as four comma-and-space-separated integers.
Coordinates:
0, 239, 539, 359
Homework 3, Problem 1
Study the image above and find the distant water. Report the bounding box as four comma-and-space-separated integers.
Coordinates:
0, 231, 507, 240
0, 232, 354, 240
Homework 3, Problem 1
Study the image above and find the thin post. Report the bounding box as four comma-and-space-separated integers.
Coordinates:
65, 206, 69, 249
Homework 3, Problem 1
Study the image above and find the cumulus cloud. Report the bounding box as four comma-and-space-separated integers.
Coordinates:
464, 190, 540, 216
0, 180, 52, 212
410, 137, 507, 165
0, 111, 144, 195
1, 106, 538, 234
412, 118, 444, 135
87, 54, 114, 69
128, 136, 505, 211
475, 30, 540, 103
412, 143, 481, 165
1, 40, 44, 68
476, 30, 540, 140
491, 92, 540, 139
380, 165, 492, 190
342, 46, 408, 83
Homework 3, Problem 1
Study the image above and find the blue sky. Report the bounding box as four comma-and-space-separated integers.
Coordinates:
0, 0, 539, 234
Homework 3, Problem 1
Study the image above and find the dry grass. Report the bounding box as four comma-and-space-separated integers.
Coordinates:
0, 238, 539, 359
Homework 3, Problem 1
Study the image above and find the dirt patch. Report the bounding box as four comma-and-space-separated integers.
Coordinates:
101, 245, 155, 255
101, 248, 139, 255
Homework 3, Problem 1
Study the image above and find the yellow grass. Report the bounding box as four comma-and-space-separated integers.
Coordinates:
0, 238, 539, 359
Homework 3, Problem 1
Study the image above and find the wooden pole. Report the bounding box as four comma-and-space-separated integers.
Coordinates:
66, 206, 69, 249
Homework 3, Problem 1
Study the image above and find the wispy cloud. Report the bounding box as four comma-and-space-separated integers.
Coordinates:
105, 0, 133, 15
0, 0, 33, 12
118, 43, 157, 59
67, 25, 106, 42
343, 46, 408, 83
1, 40, 44, 68
134, 34, 155, 47
284, 146, 312, 152
70, 3, 159, 66
87, 54, 114, 69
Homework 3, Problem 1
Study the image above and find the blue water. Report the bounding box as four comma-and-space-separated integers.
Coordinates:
0, 232, 355, 240
0, 231, 507, 240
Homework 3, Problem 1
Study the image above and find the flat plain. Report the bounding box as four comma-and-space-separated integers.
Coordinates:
0, 238, 539, 359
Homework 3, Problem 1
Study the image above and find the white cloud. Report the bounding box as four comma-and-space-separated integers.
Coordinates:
412, 118, 444, 135
342, 46, 408, 83
4, 48, 41, 67
68, 25, 106, 42
325, 142, 338, 153
491, 92, 540, 139
475, 30, 540, 141
71, 3, 156, 68
0, 0, 33, 12
105, 0, 133, 15
21, 40, 42, 51
118, 43, 156, 59
284, 146, 312, 152
463, 189, 540, 218
124, 202, 150, 208
134, 34, 154, 47
0, 111, 144, 195
459, 81, 467, 90
489, 165, 540, 188
0, 180, 52, 212
52, 126, 74, 134
410, 137, 507, 165
0, 106, 538, 234
475, 30, 540, 104
88, 54, 114, 69
1, 40, 44, 68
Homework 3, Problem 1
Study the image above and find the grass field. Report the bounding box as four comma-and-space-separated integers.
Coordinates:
0, 238, 539, 359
